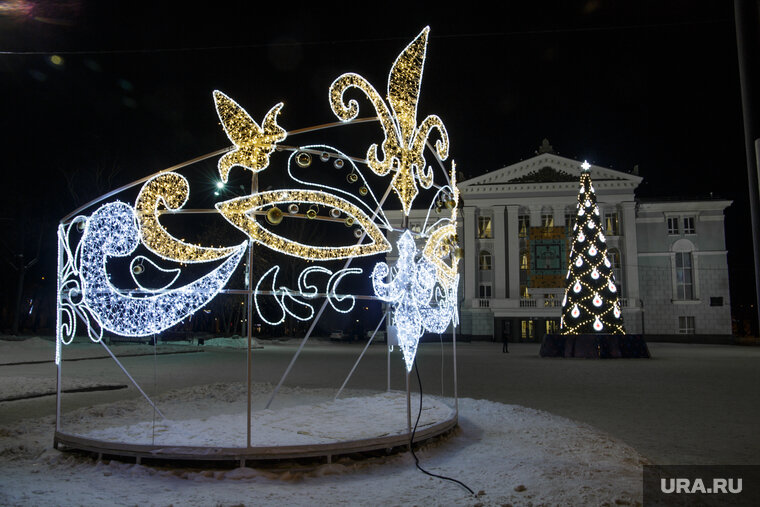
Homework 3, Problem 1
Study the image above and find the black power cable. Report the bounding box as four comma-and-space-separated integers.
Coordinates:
409, 359, 475, 497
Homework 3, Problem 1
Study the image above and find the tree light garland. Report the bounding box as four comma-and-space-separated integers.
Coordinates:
560, 162, 625, 335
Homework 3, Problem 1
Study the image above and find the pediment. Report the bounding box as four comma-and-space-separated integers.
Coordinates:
459, 153, 643, 190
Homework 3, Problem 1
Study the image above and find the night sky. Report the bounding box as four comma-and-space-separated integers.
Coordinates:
0, 1, 752, 331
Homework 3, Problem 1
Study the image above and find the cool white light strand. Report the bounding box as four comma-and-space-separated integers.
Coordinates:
79, 202, 246, 337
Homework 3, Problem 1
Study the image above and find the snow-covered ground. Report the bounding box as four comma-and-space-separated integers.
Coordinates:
1, 336, 758, 505
0, 390, 645, 506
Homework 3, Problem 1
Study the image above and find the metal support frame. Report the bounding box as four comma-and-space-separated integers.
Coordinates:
334, 312, 387, 400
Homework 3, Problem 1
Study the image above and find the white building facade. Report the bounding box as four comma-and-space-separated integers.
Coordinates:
454, 151, 732, 342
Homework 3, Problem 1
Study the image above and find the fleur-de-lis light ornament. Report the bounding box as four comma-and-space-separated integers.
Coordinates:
330, 27, 449, 215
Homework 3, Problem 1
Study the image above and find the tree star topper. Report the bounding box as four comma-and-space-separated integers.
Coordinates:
329, 26, 449, 215
213, 90, 287, 181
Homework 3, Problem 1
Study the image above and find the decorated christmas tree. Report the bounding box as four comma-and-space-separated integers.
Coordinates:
560, 161, 625, 335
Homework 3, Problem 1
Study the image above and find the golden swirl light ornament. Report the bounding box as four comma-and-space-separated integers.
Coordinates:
135, 172, 238, 262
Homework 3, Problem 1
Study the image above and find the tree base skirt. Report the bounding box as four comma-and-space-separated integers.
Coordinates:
540, 334, 651, 358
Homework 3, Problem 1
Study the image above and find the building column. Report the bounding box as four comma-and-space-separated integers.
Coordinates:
506, 205, 520, 299
493, 205, 507, 299
529, 205, 541, 228
463, 206, 477, 301
621, 201, 640, 304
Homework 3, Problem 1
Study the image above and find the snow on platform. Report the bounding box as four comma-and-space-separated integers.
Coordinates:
76, 390, 454, 447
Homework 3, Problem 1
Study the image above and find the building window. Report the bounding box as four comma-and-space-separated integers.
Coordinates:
518, 214, 530, 238
667, 217, 679, 235
478, 216, 492, 238
604, 212, 620, 235
479, 250, 492, 271
675, 252, 694, 299
683, 216, 695, 234
541, 211, 554, 227
710, 297, 723, 307
521, 319, 534, 340
520, 249, 529, 270
520, 285, 530, 299
678, 316, 695, 334
565, 212, 575, 228
543, 293, 557, 307
546, 320, 559, 334
479, 284, 492, 299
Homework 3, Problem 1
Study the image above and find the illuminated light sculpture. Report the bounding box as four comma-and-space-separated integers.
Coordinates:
135, 172, 237, 262
213, 90, 287, 181
129, 256, 180, 291
372, 231, 458, 372
55, 201, 246, 364
216, 189, 391, 260
560, 162, 625, 335
51, 27, 465, 466
285, 144, 392, 232
254, 265, 363, 325
329, 26, 449, 215
56, 26, 459, 376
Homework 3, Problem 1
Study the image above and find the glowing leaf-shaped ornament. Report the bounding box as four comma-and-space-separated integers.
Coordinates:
578, 207, 585, 217
587, 220, 595, 229
603, 256, 611, 268
591, 267, 600, 280
594, 207, 600, 216
608, 279, 617, 293
580, 185, 585, 194
573, 280, 582, 293
571, 304, 580, 318
590, 185, 595, 193
613, 303, 621, 318
575, 256, 583, 267
593, 293, 603, 307
573, 223, 577, 230
213, 91, 287, 181
566, 268, 571, 279
588, 244, 597, 256
593, 316, 604, 331
216, 190, 391, 260
562, 293, 567, 306
584, 199, 591, 208
599, 231, 606, 242
578, 231, 586, 242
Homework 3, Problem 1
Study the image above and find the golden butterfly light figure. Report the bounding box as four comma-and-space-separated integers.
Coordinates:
329, 26, 449, 215
213, 90, 287, 181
